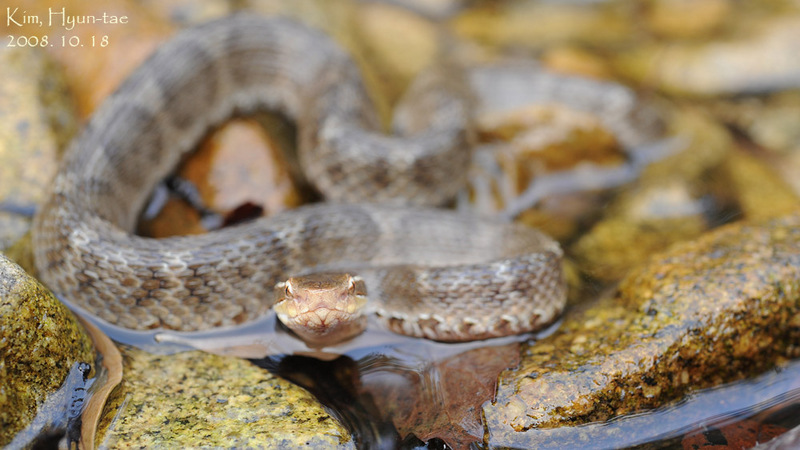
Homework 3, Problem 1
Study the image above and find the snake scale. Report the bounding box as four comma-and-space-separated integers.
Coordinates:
32, 15, 566, 343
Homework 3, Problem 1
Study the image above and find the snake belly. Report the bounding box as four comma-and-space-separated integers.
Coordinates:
32, 15, 566, 341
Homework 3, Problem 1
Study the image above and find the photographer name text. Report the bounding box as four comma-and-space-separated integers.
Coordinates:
7, 7, 128, 31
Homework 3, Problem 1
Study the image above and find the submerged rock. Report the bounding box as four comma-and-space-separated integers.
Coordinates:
484, 212, 800, 446
96, 347, 354, 448
0, 253, 95, 445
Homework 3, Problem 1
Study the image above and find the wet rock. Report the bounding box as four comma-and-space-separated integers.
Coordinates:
644, 0, 731, 39
480, 356, 800, 448
352, 2, 439, 111
464, 62, 664, 229
571, 109, 730, 281
718, 149, 800, 221
540, 45, 614, 80
478, 104, 625, 175
0, 253, 95, 445
709, 91, 800, 154
6, 361, 92, 449
569, 174, 712, 282
96, 347, 354, 448
451, 1, 632, 50
476, 103, 626, 225
471, 100, 629, 241
705, 91, 800, 197
617, 16, 800, 96
0, 46, 76, 250
378, 0, 466, 19
192, 117, 303, 219
484, 212, 800, 446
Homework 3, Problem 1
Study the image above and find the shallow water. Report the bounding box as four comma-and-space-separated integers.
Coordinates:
70, 298, 800, 448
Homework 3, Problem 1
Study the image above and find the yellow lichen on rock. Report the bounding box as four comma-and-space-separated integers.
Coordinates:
0, 253, 95, 445
96, 348, 354, 448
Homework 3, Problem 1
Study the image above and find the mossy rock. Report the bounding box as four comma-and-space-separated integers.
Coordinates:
0, 253, 95, 445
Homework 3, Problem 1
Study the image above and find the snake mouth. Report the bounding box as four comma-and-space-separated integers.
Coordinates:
278, 307, 360, 333
275, 305, 368, 347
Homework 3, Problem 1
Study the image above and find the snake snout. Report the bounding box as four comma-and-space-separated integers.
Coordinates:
273, 273, 368, 347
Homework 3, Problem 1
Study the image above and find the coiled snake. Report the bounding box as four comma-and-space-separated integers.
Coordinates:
32, 15, 566, 345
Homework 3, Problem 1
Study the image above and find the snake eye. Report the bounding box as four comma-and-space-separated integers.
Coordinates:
347, 275, 364, 294
284, 280, 295, 297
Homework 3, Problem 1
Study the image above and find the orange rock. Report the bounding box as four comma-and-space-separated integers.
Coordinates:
180, 118, 303, 219
140, 118, 304, 238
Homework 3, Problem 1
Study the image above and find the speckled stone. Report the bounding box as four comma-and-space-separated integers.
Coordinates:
0, 253, 95, 445
0, 46, 77, 250
96, 347, 354, 448
484, 212, 800, 447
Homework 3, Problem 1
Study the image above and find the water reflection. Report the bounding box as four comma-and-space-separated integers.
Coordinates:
67, 303, 800, 448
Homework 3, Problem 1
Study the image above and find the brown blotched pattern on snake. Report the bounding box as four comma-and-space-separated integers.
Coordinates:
32, 15, 566, 341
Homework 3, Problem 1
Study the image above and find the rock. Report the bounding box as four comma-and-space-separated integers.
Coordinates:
644, 0, 731, 39
617, 16, 800, 96
570, 108, 730, 281
483, 212, 800, 446
0, 46, 76, 250
570, 206, 708, 282
451, 1, 632, 51
351, 2, 439, 110
187, 117, 302, 219
464, 62, 665, 228
95, 347, 354, 448
139, 117, 305, 237
0, 253, 95, 445
378, 0, 466, 19
478, 104, 626, 175
708, 91, 800, 154
540, 45, 614, 80
718, 149, 800, 221
705, 91, 800, 197
479, 356, 800, 448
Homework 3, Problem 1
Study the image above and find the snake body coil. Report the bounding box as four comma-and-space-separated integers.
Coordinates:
32, 15, 566, 341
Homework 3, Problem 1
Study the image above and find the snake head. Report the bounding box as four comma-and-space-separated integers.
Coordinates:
273, 273, 368, 347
